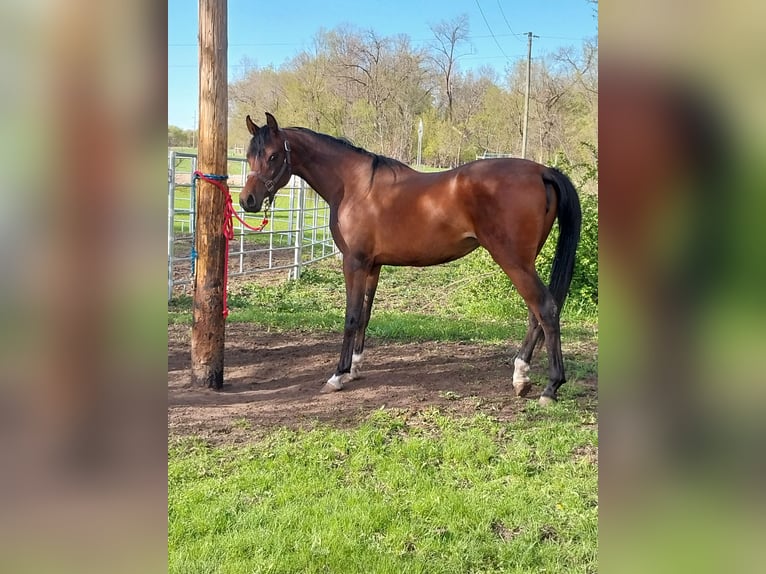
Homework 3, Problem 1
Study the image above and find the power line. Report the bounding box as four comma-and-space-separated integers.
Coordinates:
538, 35, 591, 41
169, 42, 300, 47
496, 0, 525, 43
474, 0, 510, 60
169, 35, 590, 50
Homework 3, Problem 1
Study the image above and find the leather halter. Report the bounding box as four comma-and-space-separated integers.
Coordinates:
254, 140, 292, 194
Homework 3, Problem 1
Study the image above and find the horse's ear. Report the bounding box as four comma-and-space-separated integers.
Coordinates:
245, 115, 259, 135
265, 112, 279, 133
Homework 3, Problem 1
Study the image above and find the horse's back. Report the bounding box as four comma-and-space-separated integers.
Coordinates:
457, 157, 547, 189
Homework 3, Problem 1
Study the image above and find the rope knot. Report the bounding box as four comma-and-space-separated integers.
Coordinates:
192, 170, 269, 318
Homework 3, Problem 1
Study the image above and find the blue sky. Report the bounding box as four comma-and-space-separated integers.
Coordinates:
169, 0, 597, 129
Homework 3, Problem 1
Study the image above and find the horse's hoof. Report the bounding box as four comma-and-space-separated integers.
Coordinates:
512, 358, 531, 397
513, 381, 532, 397
539, 395, 557, 406
320, 373, 349, 393
320, 382, 341, 393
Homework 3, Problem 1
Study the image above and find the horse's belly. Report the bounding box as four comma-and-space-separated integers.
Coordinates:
376, 235, 479, 266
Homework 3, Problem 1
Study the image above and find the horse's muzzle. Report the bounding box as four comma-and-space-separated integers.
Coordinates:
240, 194, 261, 212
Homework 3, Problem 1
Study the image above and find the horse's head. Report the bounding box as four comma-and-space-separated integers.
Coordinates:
239, 112, 292, 213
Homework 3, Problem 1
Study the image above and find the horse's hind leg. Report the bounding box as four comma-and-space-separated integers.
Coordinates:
491, 257, 566, 404
516, 272, 564, 404
512, 310, 544, 396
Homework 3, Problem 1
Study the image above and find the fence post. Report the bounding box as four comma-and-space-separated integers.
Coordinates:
239, 158, 246, 273
190, 155, 197, 244
286, 178, 295, 247
168, 151, 176, 301
292, 178, 306, 280
311, 190, 318, 260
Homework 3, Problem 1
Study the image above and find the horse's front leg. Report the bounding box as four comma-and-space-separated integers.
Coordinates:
351, 264, 381, 379
320, 257, 370, 393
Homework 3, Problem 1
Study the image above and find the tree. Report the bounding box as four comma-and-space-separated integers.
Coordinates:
228, 63, 284, 150
470, 83, 516, 156
427, 14, 470, 123
315, 27, 430, 160
168, 125, 193, 147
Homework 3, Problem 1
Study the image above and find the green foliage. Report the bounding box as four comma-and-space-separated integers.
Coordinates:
552, 141, 598, 191
168, 125, 196, 147
169, 408, 597, 573
570, 192, 599, 311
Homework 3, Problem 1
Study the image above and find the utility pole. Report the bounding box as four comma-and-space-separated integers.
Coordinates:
191, 0, 228, 389
521, 31, 538, 159
417, 118, 423, 167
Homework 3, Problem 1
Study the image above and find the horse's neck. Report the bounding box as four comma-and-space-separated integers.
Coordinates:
285, 128, 366, 205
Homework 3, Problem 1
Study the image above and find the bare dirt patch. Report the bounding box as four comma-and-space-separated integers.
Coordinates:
168, 323, 597, 443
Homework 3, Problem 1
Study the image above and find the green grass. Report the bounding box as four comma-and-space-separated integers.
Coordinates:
168, 254, 597, 343
169, 406, 597, 574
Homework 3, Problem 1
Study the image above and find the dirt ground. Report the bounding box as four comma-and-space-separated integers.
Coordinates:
168, 323, 597, 443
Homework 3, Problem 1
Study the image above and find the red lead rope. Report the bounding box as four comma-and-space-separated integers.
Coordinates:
193, 171, 269, 318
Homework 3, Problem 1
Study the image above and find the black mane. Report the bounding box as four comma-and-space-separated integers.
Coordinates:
294, 128, 408, 173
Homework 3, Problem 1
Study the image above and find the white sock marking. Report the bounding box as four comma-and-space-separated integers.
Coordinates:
350, 352, 364, 379
325, 373, 345, 391
513, 357, 531, 384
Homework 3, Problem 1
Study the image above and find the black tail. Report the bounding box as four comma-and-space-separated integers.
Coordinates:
543, 168, 582, 310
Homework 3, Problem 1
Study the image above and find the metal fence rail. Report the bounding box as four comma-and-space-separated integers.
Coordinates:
168, 151, 337, 300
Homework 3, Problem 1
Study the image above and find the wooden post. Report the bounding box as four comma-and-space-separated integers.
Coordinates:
191, 0, 227, 389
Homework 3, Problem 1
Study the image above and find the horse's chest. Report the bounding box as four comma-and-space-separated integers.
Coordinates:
336, 204, 374, 235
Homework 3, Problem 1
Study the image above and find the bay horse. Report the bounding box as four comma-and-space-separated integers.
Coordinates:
240, 113, 581, 404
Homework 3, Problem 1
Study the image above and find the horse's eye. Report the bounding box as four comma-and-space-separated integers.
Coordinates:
269, 153, 278, 162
